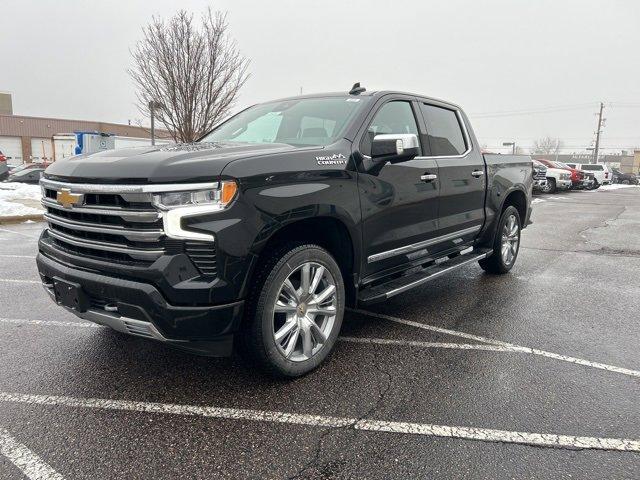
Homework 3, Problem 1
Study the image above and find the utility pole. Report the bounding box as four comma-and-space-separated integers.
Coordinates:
592, 102, 604, 164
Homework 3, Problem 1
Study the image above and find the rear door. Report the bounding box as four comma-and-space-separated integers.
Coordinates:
418, 102, 485, 247
357, 97, 440, 277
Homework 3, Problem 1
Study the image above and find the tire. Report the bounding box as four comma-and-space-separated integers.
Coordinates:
241, 243, 345, 377
542, 178, 556, 194
622, 179, 630, 185
479, 205, 521, 274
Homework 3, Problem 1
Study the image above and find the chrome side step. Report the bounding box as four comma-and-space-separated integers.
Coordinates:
358, 249, 492, 306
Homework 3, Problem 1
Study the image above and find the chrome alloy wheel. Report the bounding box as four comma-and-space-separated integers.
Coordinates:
501, 214, 520, 266
272, 262, 337, 362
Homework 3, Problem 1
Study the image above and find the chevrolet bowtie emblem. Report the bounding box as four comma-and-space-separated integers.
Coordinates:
56, 189, 84, 209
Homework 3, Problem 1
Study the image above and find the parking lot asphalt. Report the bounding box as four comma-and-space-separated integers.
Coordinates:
1, 188, 640, 479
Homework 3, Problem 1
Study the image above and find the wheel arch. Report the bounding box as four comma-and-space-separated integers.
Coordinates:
242, 215, 359, 306
477, 186, 529, 248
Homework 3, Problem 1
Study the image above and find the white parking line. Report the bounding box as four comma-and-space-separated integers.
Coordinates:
0, 228, 38, 240
339, 336, 519, 352
0, 254, 36, 259
0, 317, 520, 353
0, 318, 98, 328
0, 278, 40, 284
3, 316, 640, 379
0, 392, 638, 453
352, 309, 640, 379
0, 427, 65, 480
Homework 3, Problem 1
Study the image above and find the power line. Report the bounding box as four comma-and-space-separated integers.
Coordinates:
468, 102, 597, 118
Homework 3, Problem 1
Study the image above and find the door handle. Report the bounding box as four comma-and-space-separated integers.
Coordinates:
471, 170, 484, 178
421, 174, 438, 182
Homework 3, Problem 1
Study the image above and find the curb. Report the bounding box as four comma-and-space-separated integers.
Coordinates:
0, 214, 45, 225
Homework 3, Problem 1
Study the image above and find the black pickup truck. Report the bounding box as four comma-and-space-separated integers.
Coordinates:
37, 85, 533, 377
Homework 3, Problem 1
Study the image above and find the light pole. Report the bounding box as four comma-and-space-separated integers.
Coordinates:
148, 101, 164, 146
502, 142, 516, 155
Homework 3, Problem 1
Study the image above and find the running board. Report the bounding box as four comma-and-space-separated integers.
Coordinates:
357, 249, 492, 306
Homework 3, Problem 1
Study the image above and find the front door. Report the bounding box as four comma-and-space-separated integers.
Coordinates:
357, 99, 440, 277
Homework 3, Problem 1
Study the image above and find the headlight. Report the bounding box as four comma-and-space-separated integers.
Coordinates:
155, 180, 238, 241
152, 180, 238, 210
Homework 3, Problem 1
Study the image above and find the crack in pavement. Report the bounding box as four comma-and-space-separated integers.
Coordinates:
287, 347, 393, 479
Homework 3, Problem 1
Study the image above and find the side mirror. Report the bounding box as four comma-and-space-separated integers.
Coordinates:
371, 134, 420, 163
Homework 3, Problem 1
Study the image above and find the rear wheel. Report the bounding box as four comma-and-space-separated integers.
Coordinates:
241, 243, 345, 377
587, 180, 600, 190
479, 206, 521, 274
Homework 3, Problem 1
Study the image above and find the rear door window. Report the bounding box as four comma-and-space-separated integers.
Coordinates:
581, 164, 603, 171
420, 104, 467, 156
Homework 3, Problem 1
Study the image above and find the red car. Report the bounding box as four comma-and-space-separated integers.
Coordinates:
0, 151, 8, 181
536, 159, 585, 189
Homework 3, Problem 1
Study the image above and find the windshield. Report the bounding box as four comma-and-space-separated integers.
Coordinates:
200, 96, 370, 147
13, 168, 40, 177
10, 164, 28, 173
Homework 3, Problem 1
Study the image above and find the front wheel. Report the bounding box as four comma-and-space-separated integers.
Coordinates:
479, 206, 521, 274
241, 243, 345, 377
542, 178, 556, 194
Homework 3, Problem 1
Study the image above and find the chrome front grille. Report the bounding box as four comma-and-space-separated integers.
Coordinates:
41, 181, 165, 264
40, 179, 220, 275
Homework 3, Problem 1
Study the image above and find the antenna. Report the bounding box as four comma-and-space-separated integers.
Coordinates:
349, 82, 366, 95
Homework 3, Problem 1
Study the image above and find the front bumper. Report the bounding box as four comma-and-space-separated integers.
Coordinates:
557, 179, 572, 189
533, 179, 547, 190
37, 252, 244, 356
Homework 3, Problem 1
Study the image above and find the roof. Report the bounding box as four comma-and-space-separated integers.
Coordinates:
264, 89, 462, 110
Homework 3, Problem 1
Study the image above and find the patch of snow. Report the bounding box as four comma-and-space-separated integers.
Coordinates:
0, 182, 43, 217
597, 184, 640, 191
531, 198, 545, 204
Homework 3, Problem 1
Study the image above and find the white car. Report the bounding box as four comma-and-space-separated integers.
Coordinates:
539, 163, 572, 193
566, 163, 612, 189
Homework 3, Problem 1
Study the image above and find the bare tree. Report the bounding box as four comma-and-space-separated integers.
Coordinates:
129, 9, 249, 143
530, 136, 564, 155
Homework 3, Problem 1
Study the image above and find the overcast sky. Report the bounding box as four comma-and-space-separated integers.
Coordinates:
1, 0, 639, 153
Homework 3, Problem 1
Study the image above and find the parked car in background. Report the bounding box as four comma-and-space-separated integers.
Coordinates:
556, 161, 592, 189
532, 160, 548, 192
536, 159, 585, 189
8, 161, 52, 176
563, 162, 593, 189
537, 160, 572, 193
611, 168, 639, 185
7, 167, 45, 184
566, 163, 611, 189
0, 151, 9, 181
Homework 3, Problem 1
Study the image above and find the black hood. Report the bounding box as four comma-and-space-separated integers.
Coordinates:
44, 142, 304, 184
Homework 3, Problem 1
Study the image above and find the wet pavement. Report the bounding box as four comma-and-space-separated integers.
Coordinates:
1, 187, 639, 479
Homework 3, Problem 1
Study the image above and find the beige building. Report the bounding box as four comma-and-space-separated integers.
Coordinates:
631, 151, 640, 174
0, 93, 170, 165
